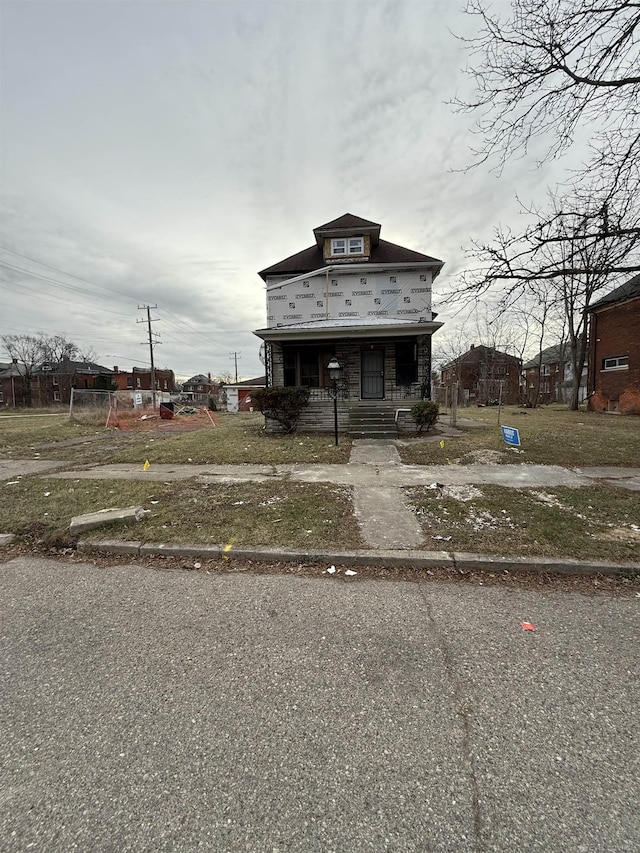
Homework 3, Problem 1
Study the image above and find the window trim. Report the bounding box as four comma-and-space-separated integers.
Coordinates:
602, 356, 629, 371
330, 236, 364, 257
282, 345, 335, 388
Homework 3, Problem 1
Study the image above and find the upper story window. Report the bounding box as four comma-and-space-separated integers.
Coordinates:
602, 356, 628, 370
331, 236, 363, 256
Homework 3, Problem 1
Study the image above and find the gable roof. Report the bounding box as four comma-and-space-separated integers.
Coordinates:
523, 344, 569, 370
313, 213, 381, 232
442, 345, 521, 370
589, 273, 640, 310
39, 360, 112, 374
184, 374, 210, 385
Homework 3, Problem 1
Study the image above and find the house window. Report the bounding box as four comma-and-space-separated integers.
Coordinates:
0, 391, 3, 402
602, 356, 629, 370
542, 364, 550, 376
53, 390, 60, 402
136, 378, 141, 388
282, 346, 334, 387
127, 376, 133, 387
331, 237, 363, 256
163, 380, 168, 390
53, 375, 59, 386
395, 341, 418, 385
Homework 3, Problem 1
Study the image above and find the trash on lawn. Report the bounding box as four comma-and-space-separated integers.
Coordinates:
194, 562, 201, 569
434, 535, 452, 541
44, 492, 51, 497
439, 440, 445, 449
325, 565, 337, 574
344, 569, 357, 576
6, 481, 19, 486
520, 621, 536, 632
143, 460, 150, 471
427, 482, 443, 490
232, 501, 244, 506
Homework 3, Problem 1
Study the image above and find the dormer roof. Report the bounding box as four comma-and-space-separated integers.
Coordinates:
312, 213, 381, 248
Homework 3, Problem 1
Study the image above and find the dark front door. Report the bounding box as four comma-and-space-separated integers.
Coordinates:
361, 349, 384, 399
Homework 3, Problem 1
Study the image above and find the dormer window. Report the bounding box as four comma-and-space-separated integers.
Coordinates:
331, 236, 363, 256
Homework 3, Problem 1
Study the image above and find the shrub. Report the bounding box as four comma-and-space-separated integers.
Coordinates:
252, 387, 310, 434
411, 400, 439, 434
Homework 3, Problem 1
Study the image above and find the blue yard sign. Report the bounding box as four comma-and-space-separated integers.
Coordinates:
501, 425, 521, 447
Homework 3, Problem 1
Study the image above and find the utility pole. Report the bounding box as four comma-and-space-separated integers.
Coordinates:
229, 350, 241, 383
138, 305, 161, 408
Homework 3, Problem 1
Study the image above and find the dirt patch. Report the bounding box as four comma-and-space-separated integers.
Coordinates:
113, 409, 217, 433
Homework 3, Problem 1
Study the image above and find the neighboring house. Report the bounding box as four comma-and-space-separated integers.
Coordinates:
112, 366, 176, 394
587, 274, 640, 414
253, 213, 444, 435
35, 358, 115, 406
523, 344, 587, 405
0, 360, 27, 407
441, 345, 522, 406
225, 376, 266, 412
181, 373, 218, 403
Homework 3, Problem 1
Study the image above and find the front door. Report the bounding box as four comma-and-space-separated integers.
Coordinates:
361, 349, 384, 399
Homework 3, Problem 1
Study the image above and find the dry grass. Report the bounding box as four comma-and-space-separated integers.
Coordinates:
399, 405, 640, 467
406, 483, 640, 563
2, 476, 363, 550
0, 411, 352, 465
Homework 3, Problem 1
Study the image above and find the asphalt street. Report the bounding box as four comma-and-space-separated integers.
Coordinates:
1, 557, 638, 852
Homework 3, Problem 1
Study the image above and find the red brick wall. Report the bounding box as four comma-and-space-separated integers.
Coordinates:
589, 297, 640, 414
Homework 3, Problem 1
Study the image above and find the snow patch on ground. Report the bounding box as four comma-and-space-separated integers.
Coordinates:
459, 449, 507, 465
439, 484, 483, 502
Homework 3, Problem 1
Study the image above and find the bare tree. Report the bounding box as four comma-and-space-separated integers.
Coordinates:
1, 333, 96, 406
452, 195, 620, 408
1, 335, 44, 406
454, 0, 640, 274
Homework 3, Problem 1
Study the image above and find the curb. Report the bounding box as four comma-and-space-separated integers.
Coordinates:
75, 539, 640, 577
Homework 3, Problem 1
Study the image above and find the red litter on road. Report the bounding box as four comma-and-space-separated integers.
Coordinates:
520, 621, 536, 631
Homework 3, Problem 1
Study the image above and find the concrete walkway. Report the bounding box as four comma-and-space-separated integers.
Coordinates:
2, 443, 640, 572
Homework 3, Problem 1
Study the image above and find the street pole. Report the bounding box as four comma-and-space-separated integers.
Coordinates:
138, 305, 160, 408
333, 383, 338, 446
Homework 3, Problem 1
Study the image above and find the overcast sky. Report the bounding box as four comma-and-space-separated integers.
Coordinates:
1, 0, 575, 380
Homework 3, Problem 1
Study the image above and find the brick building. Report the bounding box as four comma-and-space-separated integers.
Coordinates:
523, 344, 587, 406
112, 366, 176, 394
441, 345, 522, 406
587, 274, 640, 414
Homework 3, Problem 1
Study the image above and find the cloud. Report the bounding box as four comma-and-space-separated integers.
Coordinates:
1, 0, 584, 378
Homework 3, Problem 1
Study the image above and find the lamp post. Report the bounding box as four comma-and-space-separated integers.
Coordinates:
327, 356, 342, 446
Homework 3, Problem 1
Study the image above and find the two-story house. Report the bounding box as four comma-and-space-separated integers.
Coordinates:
523, 344, 587, 406
253, 214, 444, 435
441, 345, 522, 406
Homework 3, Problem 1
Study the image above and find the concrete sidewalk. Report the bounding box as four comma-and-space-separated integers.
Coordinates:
2, 441, 639, 574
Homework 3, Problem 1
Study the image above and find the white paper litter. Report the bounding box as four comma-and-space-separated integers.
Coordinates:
344, 569, 357, 576
325, 565, 337, 574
